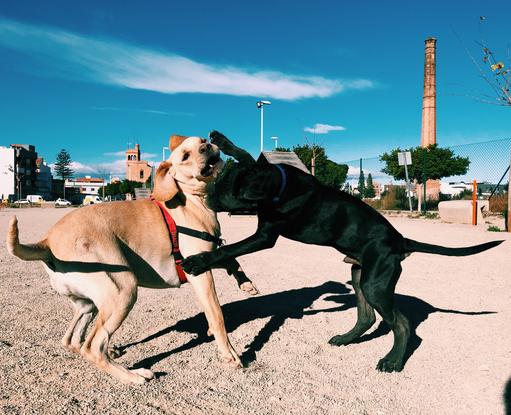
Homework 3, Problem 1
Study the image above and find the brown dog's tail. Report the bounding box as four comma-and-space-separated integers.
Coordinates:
6, 216, 51, 261
404, 238, 504, 256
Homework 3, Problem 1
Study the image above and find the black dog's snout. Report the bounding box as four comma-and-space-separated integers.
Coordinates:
199, 143, 212, 154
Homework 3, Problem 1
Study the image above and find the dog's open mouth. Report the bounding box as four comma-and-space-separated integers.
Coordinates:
200, 154, 221, 177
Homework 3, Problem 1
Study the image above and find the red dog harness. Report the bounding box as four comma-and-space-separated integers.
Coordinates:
152, 199, 188, 283
151, 199, 224, 284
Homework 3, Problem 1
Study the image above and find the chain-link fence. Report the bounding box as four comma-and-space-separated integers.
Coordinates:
341, 137, 511, 197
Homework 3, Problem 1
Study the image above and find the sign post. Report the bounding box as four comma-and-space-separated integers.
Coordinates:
398, 151, 413, 212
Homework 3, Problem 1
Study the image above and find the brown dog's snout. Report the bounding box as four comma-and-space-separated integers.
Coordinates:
199, 143, 212, 154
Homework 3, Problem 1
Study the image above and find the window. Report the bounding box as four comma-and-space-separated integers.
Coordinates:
139, 170, 144, 179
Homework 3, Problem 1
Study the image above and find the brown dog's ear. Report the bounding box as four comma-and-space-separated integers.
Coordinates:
152, 161, 179, 201
170, 135, 189, 151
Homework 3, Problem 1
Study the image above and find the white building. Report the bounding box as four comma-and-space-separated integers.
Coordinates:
440, 181, 472, 197
35, 158, 53, 200
65, 176, 104, 196
0, 146, 15, 200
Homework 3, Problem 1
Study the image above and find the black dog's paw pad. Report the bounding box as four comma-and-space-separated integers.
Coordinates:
376, 358, 403, 373
328, 335, 352, 346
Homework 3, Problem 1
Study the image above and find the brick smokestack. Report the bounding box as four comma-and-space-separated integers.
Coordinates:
421, 37, 437, 148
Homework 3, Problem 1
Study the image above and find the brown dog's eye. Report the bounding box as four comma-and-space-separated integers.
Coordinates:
182, 153, 190, 162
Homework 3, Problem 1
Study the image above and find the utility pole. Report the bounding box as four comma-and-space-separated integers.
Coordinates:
311, 146, 316, 176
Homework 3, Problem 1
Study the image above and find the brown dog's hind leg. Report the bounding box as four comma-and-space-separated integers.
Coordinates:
80, 273, 154, 384
360, 253, 410, 373
62, 298, 97, 354
329, 263, 376, 346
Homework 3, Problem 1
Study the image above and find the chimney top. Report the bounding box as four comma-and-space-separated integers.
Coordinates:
425, 37, 437, 43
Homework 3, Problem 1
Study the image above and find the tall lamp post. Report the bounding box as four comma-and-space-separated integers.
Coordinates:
162, 146, 169, 161
256, 100, 271, 153
270, 136, 279, 150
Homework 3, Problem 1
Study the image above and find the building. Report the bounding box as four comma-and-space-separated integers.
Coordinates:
65, 176, 105, 196
126, 144, 152, 183
418, 37, 440, 201
0, 144, 38, 200
35, 158, 53, 200
0, 146, 15, 200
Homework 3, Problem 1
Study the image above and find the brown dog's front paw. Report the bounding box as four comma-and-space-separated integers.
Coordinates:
220, 353, 242, 368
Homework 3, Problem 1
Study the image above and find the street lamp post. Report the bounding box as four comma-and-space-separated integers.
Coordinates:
271, 136, 279, 150
162, 146, 169, 161
256, 100, 271, 153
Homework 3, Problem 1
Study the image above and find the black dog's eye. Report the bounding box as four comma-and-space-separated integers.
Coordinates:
182, 152, 190, 162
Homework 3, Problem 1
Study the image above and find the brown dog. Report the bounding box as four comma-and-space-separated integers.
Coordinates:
6, 135, 249, 384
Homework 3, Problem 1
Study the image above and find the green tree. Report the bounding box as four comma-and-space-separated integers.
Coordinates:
380, 144, 470, 184
365, 173, 376, 198
54, 149, 74, 199
275, 147, 291, 152
292, 144, 348, 188
357, 169, 365, 198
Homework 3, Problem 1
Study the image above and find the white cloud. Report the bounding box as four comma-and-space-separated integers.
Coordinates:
0, 18, 375, 101
103, 150, 126, 157
304, 123, 347, 134
103, 150, 157, 159
50, 159, 130, 176
91, 106, 195, 117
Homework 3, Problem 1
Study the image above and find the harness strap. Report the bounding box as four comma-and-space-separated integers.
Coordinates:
151, 200, 187, 283
176, 226, 223, 246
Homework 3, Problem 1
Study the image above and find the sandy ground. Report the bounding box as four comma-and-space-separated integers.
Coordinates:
0, 206, 510, 415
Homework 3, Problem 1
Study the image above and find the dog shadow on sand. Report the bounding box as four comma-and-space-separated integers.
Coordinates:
122, 279, 495, 373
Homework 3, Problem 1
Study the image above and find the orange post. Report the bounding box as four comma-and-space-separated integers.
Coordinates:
472, 180, 477, 226
508, 163, 511, 231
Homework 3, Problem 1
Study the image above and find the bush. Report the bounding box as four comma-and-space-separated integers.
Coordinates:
381, 186, 416, 210
364, 199, 382, 210
487, 225, 502, 232
489, 193, 508, 214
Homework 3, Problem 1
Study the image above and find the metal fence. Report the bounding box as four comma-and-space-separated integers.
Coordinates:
341, 137, 511, 193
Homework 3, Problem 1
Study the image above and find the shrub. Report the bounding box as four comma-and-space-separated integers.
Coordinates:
489, 193, 508, 214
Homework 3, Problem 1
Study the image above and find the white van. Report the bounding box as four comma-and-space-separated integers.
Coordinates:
26, 195, 44, 204
82, 195, 103, 206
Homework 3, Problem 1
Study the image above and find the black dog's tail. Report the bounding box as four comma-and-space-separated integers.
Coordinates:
404, 238, 504, 256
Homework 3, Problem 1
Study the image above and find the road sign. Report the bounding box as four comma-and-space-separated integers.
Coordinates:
397, 151, 413, 211
398, 151, 412, 166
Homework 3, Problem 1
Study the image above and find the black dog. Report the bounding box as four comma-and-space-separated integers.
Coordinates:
182, 131, 504, 372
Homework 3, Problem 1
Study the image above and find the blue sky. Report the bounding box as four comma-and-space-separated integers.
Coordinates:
0, 0, 510, 176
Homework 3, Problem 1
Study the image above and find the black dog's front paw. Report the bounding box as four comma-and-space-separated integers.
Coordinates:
328, 335, 352, 347
376, 356, 403, 373
181, 253, 210, 276
209, 130, 233, 149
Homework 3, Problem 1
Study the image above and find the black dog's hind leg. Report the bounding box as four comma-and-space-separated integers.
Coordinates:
329, 263, 376, 346
361, 252, 410, 372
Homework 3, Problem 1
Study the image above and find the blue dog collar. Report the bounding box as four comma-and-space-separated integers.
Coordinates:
272, 164, 287, 203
